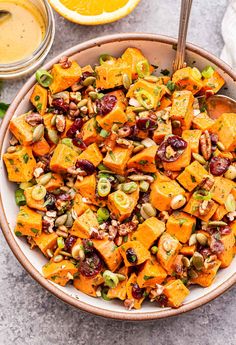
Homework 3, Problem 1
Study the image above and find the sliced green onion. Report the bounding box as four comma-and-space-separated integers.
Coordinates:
15, 189, 26, 206
135, 89, 155, 110
139, 180, 150, 193
101, 287, 111, 301
61, 138, 73, 148
19, 181, 34, 190
98, 163, 110, 171
166, 80, 176, 92
57, 237, 65, 249
202, 65, 215, 79
97, 178, 111, 197
100, 129, 110, 138
191, 67, 202, 81
121, 182, 138, 194
99, 54, 115, 65
97, 207, 110, 223
193, 190, 212, 201
136, 60, 150, 78
103, 270, 119, 288
114, 191, 130, 209
31, 185, 47, 201
36, 69, 53, 87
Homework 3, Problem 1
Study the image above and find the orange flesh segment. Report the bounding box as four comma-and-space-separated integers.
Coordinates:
60, 0, 129, 15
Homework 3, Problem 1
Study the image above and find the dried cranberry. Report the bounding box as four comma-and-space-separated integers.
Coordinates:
220, 226, 231, 235
199, 247, 212, 259
76, 159, 95, 175
64, 236, 77, 252
157, 294, 168, 307
126, 248, 137, 264
72, 137, 87, 150
79, 253, 102, 277
96, 95, 117, 116
57, 193, 71, 201
45, 193, 57, 210
66, 118, 83, 138
209, 157, 231, 176
210, 238, 224, 254
132, 284, 144, 300
210, 133, 218, 151
157, 135, 187, 162
82, 239, 94, 255
52, 98, 69, 114
136, 117, 157, 130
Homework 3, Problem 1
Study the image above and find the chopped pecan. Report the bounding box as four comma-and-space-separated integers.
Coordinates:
199, 175, 214, 191
25, 112, 43, 126
200, 130, 212, 160
90, 228, 106, 240
124, 299, 135, 310
55, 114, 66, 132
199, 199, 215, 216
59, 56, 72, 69
149, 284, 164, 302
118, 221, 138, 236
108, 225, 118, 241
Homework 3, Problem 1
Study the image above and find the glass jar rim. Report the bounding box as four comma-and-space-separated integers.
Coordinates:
0, 0, 55, 78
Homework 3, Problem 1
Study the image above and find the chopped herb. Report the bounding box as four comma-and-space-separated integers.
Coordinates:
178, 218, 187, 227
109, 151, 116, 161
166, 80, 176, 92
0, 102, 10, 119
31, 228, 39, 234
34, 95, 40, 101
8, 159, 14, 165
15, 231, 22, 237
190, 175, 196, 183
100, 129, 110, 138
138, 160, 148, 165
37, 103, 42, 111
23, 153, 29, 163
144, 275, 154, 280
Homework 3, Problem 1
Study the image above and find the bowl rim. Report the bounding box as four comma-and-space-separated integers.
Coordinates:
0, 33, 235, 321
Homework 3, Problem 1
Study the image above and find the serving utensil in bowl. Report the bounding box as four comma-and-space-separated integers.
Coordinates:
0, 33, 235, 320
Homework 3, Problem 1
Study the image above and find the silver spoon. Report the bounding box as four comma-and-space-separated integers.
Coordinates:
173, 0, 236, 119
0, 10, 11, 23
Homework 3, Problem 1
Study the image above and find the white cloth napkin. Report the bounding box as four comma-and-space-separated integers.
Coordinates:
221, 0, 236, 69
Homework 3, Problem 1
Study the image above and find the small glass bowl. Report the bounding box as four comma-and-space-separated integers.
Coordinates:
0, 0, 55, 79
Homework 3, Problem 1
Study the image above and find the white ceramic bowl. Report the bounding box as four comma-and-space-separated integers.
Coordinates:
0, 33, 235, 320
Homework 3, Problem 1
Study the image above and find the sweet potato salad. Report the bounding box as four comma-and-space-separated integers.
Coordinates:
3, 48, 236, 310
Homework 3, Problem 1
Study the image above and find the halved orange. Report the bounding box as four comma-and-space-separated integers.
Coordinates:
49, 0, 141, 25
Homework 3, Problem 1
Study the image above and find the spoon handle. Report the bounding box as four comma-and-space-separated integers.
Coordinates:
173, 0, 192, 73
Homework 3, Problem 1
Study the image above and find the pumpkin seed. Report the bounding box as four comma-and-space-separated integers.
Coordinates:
65, 211, 74, 228
144, 75, 158, 83
224, 165, 236, 180
89, 91, 98, 101
53, 254, 63, 263
33, 124, 44, 143
7, 146, 16, 153
46, 249, 54, 258
31, 185, 47, 200
141, 138, 157, 148
121, 182, 138, 194
216, 141, 225, 151
128, 174, 154, 183
188, 268, 198, 279
192, 252, 204, 270
140, 203, 157, 219
19, 181, 34, 190
115, 174, 126, 183
48, 129, 59, 144
82, 76, 96, 86
170, 194, 186, 210
51, 115, 57, 126
123, 73, 131, 90
225, 194, 236, 212
182, 256, 190, 268
139, 180, 150, 192
36, 172, 52, 186
77, 99, 88, 108
189, 234, 197, 246
208, 220, 228, 227
192, 152, 206, 165
71, 243, 85, 260
133, 144, 144, 153
196, 233, 208, 246
55, 214, 68, 227
132, 106, 146, 113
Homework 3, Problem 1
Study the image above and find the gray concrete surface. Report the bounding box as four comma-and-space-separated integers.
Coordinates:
0, 0, 235, 344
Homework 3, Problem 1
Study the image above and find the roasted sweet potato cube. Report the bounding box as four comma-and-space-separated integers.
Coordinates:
70, 209, 99, 238
211, 176, 234, 205
126, 273, 145, 309
182, 129, 202, 153
153, 118, 172, 144
93, 239, 122, 272
15, 206, 42, 237
192, 111, 215, 131
217, 232, 235, 268
74, 273, 103, 297
213, 148, 233, 160
3, 146, 36, 182
24, 187, 46, 211
43, 113, 54, 132
43, 260, 77, 286
120, 241, 150, 267
103, 145, 133, 175
74, 174, 105, 207
122, 47, 150, 79
61, 118, 73, 139
132, 217, 165, 248
127, 79, 167, 109
44, 173, 64, 191
201, 70, 225, 94
190, 260, 221, 287
107, 190, 138, 222
77, 143, 103, 167
50, 144, 78, 173
137, 257, 167, 288
157, 233, 182, 273
164, 279, 190, 308
170, 90, 194, 130
95, 59, 132, 89
72, 193, 90, 217
32, 137, 50, 157
172, 67, 203, 95
166, 211, 196, 243
107, 267, 128, 300
177, 160, 209, 192
163, 144, 191, 171
81, 117, 103, 145
210, 113, 236, 151
156, 96, 172, 111
180, 245, 196, 256
96, 103, 127, 131
127, 146, 157, 173
212, 204, 228, 221
183, 196, 218, 221
150, 180, 185, 211
34, 232, 58, 256
30, 84, 48, 115
9, 113, 34, 145
49, 61, 82, 94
